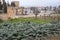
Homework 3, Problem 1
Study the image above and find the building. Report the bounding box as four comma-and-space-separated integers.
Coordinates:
23, 7, 34, 15
17, 7, 23, 15
11, 1, 19, 7
0, 0, 23, 20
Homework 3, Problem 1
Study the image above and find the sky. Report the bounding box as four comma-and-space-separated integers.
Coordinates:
5, 0, 60, 7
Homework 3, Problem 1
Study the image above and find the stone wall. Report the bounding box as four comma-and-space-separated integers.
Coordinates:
0, 7, 23, 20
0, 13, 8, 20
7, 7, 16, 18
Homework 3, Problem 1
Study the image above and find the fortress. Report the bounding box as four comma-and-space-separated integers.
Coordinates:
0, 0, 23, 20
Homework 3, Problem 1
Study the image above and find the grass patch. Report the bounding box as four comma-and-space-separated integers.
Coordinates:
0, 19, 3, 25
0, 19, 3, 23
8, 17, 51, 24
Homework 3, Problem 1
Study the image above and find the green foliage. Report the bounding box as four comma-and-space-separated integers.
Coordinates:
8, 18, 50, 24
0, 22, 60, 40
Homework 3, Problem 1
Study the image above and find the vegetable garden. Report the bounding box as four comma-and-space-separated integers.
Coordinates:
0, 21, 60, 40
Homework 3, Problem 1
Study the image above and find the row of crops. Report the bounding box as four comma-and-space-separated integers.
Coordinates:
0, 21, 60, 40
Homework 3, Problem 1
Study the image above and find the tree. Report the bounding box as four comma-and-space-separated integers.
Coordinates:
11, 2, 15, 7
34, 8, 40, 18
44, 7, 47, 13
0, 2, 3, 13
57, 6, 60, 14
30, 7, 40, 18
52, 6, 60, 22
56, 6, 60, 22
50, 6, 52, 11
3, 2, 7, 13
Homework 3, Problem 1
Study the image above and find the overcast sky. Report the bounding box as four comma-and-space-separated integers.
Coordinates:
5, 0, 60, 7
